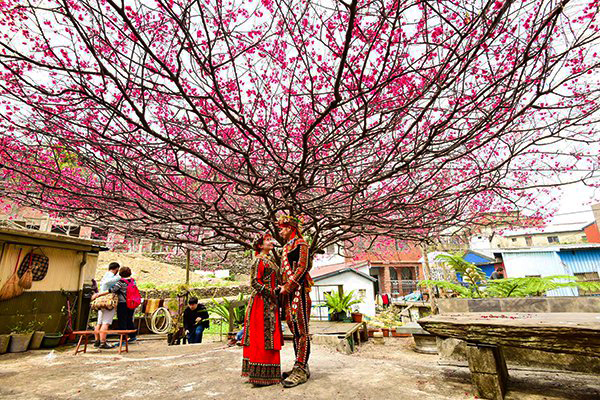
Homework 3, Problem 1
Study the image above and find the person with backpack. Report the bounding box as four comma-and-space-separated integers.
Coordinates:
92, 266, 140, 343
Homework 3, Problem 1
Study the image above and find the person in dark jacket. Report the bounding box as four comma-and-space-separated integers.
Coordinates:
183, 297, 210, 344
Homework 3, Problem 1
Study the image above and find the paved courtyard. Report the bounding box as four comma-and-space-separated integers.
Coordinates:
1, 336, 599, 399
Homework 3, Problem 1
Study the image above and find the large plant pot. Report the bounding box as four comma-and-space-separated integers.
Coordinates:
29, 331, 45, 350
330, 311, 347, 321
41, 333, 62, 349
9, 333, 33, 353
0, 334, 10, 354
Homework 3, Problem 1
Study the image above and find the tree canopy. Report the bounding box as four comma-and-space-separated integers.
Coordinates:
0, 0, 598, 253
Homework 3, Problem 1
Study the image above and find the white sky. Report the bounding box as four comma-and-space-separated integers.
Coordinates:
551, 182, 600, 224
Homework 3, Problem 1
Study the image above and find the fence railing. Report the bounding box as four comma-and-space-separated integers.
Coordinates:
390, 280, 419, 297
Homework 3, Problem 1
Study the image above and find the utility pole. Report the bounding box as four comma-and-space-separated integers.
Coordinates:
185, 248, 191, 285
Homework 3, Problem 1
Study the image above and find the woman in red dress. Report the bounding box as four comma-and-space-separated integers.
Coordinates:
241, 233, 283, 386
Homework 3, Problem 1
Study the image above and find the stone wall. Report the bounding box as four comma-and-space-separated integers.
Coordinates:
435, 297, 600, 373
140, 284, 251, 300
437, 296, 600, 314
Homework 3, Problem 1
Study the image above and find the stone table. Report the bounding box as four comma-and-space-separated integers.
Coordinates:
418, 312, 600, 400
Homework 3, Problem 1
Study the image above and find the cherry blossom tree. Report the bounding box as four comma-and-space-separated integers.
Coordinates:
0, 0, 598, 256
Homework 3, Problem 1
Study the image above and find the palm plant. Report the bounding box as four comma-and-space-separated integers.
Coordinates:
207, 293, 246, 328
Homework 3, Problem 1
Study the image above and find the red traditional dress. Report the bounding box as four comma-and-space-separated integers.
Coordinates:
241, 255, 283, 385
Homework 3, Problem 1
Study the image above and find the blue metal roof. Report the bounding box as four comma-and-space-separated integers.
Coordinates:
557, 249, 600, 274
463, 251, 495, 266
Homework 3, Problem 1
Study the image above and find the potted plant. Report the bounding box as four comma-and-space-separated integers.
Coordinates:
351, 306, 363, 323
0, 333, 10, 354
9, 316, 34, 353
324, 290, 361, 322
42, 332, 63, 349
28, 299, 47, 350
29, 324, 45, 350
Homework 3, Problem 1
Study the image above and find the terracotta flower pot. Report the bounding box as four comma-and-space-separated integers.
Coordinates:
351, 312, 363, 323
381, 328, 390, 337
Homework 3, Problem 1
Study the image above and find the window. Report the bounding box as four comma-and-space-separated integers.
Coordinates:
574, 272, 600, 296
358, 289, 366, 299
511, 238, 517, 242
547, 236, 559, 244
525, 236, 533, 246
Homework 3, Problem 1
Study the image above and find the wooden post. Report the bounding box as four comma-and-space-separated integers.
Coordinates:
185, 248, 190, 285
420, 244, 439, 315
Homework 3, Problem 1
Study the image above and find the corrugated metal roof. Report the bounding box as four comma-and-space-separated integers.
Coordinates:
499, 243, 600, 253
463, 250, 495, 265
501, 251, 577, 296
558, 250, 600, 274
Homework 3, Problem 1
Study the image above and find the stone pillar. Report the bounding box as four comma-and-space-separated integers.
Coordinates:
381, 266, 391, 295
394, 267, 402, 294
466, 343, 509, 400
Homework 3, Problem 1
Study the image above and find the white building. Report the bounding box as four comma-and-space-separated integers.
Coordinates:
310, 261, 376, 320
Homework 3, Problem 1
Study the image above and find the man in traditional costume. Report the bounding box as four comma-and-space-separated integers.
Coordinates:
277, 214, 313, 388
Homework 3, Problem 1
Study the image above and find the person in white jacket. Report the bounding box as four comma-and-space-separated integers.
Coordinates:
93, 262, 121, 349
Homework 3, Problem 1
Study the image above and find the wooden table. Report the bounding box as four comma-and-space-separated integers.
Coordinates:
73, 330, 138, 355
418, 312, 600, 400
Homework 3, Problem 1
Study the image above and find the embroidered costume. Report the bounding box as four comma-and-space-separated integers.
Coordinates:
241, 254, 283, 385
278, 214, 313, 384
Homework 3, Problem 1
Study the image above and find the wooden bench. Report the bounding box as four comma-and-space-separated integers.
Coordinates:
73, 330, 137, 355
418, 312, 600, 400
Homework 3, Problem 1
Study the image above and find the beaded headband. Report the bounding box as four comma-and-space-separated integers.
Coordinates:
277, 214, 304, 232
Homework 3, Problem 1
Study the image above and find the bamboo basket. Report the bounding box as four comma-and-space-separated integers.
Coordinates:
19, 267, 33, 289
0, 249, 24, 301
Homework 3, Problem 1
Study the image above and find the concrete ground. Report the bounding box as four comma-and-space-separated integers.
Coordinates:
1, 335, 599, 400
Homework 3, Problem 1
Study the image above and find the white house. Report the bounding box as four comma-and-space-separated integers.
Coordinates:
310, 261, 376, 320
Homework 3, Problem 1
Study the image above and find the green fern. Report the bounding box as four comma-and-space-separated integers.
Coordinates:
419, 280, 472, 297
324, 290, 362, 313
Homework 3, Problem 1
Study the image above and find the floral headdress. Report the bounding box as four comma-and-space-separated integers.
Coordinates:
252, 232, 272, 254
276, 214, 304, 233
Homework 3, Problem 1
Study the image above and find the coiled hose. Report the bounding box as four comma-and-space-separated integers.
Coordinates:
147, 306, 172, 334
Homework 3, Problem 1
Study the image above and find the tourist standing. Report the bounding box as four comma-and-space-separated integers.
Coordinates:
93, 266, 138, 342
93, 262, 120, 349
